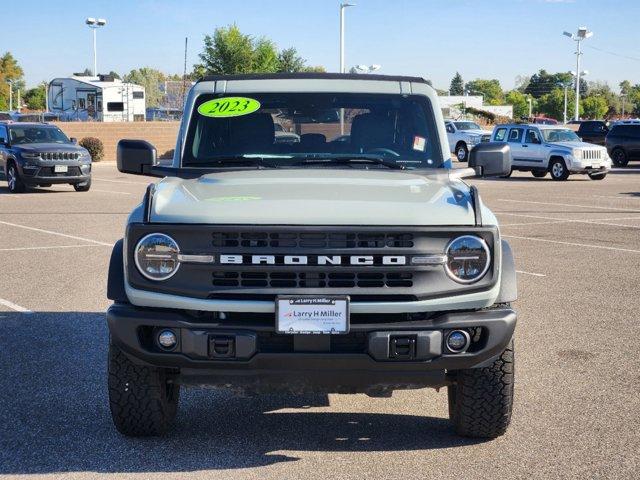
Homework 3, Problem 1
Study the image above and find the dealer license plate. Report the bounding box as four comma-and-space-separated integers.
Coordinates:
276, 296, 349, 334
54, 165, 68, 173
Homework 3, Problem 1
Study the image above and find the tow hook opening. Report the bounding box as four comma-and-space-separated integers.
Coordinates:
389, 335, 417, 360
209, 335, 236, 358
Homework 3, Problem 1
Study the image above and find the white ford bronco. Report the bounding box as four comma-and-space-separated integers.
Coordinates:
492, 123, 611, 180
444, 119, 492, 162
107, 73, 517, 439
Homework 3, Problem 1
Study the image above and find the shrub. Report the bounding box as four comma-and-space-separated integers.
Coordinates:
79, 137, 104, 162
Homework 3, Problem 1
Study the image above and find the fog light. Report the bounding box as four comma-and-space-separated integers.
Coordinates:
446, 330, 470, 353
157, 330, 177, 349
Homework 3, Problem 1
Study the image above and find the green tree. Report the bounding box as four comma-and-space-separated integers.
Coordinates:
619, 80, 632, 95
301, 65, 326, 73
537, 88, 580, 121
123, 67, 166, 108
0, 52, 25, 110
23, 84, 46, 110
449, 72, 464, 95
582, 95, 608, 119
277, 47, 306, 73
465, 78, 504, 105
525, 70, 582, 99
504, 90, 528, 119
195, 24, 280, 75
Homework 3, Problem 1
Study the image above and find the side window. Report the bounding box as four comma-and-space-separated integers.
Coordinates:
525, 129, 541, 144
494, 127, 507, 142
0, 126, 7, 143
445, 123, 455, 134
508, 128, 523, 143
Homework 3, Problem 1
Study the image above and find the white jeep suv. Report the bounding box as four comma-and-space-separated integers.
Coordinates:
492, 123, 611, 180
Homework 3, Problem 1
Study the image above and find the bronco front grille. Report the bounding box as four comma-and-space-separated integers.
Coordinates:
212, 231, 414, 249
212, 271, 414, 288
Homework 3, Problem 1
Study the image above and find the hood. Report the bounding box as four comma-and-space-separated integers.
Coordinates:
149, 169, 476, 226
17, 143, 86, 153
545, 141, 606, 150
461, 129, 492, 136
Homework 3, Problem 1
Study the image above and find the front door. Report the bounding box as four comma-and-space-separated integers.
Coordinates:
0, 125, 8, 171
521, 128, 545, 167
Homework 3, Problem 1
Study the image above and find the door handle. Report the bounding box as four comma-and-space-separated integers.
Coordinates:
523, 144, 528, 148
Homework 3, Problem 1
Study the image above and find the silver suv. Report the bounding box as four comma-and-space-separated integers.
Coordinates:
107, 73, 517, 439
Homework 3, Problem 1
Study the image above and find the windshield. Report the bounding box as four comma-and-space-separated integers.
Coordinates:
454, 121, 481, 131
184, 92, 443, 169
540, 128, 581, 143
9, 126, 70, 145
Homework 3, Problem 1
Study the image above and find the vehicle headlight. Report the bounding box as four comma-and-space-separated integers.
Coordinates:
135, 233, 180, 281
445, 235, 491, 284
21, 152, 41, 159
468, 136, 481, 145
573, 149, 582, 160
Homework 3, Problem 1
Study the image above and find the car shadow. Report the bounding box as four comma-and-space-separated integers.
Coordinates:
0, 311, 483, 475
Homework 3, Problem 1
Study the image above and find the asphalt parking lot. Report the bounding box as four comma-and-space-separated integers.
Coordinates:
1, 163, 639, 479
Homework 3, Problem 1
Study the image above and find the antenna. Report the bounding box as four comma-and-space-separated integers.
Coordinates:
181, 37, 188, 109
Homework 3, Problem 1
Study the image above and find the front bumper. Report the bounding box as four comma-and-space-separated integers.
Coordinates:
568, 157, 611, 173
107, 303, 516, 393
19, 162, 91, 185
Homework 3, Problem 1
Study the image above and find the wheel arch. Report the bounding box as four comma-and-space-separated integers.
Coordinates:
107, 239, 129, 303
495, 240, 517, 304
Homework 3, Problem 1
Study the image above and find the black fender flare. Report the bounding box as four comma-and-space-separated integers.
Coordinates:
107, 239, 129, 303
496, 240, 517, 303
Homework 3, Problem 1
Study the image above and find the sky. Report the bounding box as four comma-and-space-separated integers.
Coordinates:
6, 0, 640, 93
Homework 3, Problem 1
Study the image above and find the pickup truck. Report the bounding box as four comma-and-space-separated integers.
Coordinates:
444, 120, 492, 162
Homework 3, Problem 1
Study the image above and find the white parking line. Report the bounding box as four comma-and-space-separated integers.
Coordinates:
497, 212, 640, 229
516, 270, 547, 277
93, 177, 152, 186
0, 298, 32, 313
592, 195, 640, 201
504, 234, 640, 254
0, 244, 106, 252
91, 188, 133, 195
497, 198, 640, 212
0, 220, 112, 246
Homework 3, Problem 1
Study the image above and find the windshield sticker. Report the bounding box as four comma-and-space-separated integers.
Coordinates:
198, 97, 261, 118
413, 136, 426, 151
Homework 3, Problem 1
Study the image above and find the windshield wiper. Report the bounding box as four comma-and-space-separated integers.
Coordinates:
195, 155, 282, 168
295, 154, 405, 170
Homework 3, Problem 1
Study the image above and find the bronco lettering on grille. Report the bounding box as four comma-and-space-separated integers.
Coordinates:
218, 255, 408, 266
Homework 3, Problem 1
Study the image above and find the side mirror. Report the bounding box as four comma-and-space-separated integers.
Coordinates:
0, 137, 6, 146
117, 139, 159, 176
70, 137, 78, 144
469, 142, 511, 177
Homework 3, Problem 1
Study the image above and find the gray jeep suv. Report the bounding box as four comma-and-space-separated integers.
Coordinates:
0, 122, 92, 193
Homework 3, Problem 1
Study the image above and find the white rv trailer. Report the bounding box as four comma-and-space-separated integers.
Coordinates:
48, 75, 146, 122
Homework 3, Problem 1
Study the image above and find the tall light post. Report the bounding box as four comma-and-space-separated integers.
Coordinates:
570, 70, 588, 121
6, 80, 13, 111
564, 27, 593, 121
86, 17, 107, 76
339, 3, 355, 134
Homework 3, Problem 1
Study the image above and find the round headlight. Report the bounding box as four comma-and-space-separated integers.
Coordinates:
445, 235, 490, 284
134, 233, 180, 281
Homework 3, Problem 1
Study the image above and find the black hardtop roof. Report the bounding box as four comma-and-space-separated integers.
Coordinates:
197, 72, 429, 84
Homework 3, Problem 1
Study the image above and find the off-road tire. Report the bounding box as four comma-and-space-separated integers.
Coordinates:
448, 339, 514, 439
108, 341, 179, 436
73, 179, 91, 192
532, 170, 547, 178
6, 162, 26, 193
455, 142, 469, 162
549, 158, 570, 181
588, 172, 607, 181
611, 147, 628, 167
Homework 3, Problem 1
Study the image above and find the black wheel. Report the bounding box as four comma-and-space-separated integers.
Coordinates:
532, 170, 547, 178
588, 172, 607, 181
448, 340, 514, 439
6, 162, 26, 193
549, 158, 570, 181
38, 183, 52, 188
455, 143, 469, 162
500, 168, 513, 178
108, 341, 179, 436
611, 148, 628, 167
74, 178, 91, 192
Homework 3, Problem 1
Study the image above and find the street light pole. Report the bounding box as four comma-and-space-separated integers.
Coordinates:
6, 80, 13, 111
564, 27, 593, 121
86, 18, 107, 76
563, 86, 568, 124
339, 3, 355, 134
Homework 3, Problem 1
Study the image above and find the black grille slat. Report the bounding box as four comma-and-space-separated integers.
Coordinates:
212, 271, 413, 289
